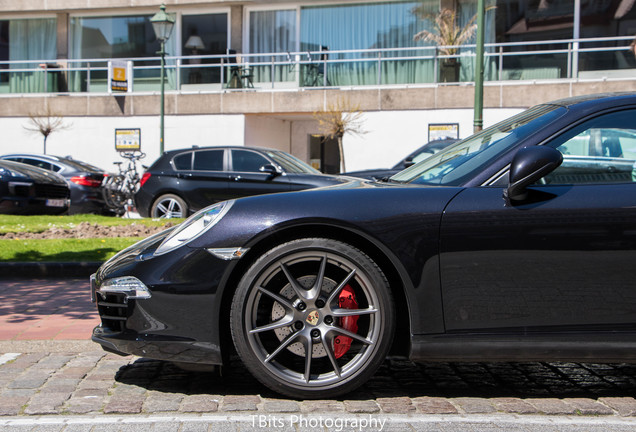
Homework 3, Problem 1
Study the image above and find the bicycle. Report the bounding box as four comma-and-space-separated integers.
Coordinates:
102, 151, 146, 216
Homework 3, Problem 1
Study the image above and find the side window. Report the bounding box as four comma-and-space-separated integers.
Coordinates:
231, 150, 269, 172
543, 109, 636, 185
173, 152, 193, 170
193, 150, 224, 171
22, 158, 53, 171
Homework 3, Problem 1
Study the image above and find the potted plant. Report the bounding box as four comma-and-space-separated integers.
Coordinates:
413, 7, 480, 83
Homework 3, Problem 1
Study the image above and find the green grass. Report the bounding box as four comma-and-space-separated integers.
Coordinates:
0, 214, 182, 234
0, 238, 144, 262
0, 214, 186, 262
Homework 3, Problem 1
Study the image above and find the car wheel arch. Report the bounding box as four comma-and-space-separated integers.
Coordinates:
216, 223, 414, 363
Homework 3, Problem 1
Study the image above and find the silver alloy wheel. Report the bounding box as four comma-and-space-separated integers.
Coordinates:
151, 194, 186, 219
232, 239, 394, 398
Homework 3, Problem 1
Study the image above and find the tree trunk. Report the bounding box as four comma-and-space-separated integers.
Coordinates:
337, 135, 346, 172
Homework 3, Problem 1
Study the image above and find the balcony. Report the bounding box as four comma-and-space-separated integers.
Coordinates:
1, 36, 634, 95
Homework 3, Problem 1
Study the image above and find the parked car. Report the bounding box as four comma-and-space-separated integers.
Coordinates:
92, 92, 636, 399
0, 154, 108, 214
342, 138, 459, 180
135, 146, 355, 218
0, 160, 70, 214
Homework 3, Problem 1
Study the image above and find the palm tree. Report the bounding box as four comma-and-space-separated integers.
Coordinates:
413, 7, 478, 60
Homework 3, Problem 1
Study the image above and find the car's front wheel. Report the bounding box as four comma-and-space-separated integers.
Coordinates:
151, 194, 187, 219
231, 238, 395, 399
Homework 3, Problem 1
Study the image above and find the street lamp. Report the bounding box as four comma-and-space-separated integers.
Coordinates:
151, 3, 175, 155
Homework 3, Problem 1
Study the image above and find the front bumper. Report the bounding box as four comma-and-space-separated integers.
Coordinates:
90, 230, 235, 365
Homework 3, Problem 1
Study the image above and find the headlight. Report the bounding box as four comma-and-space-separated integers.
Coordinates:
154, 200, 234, 256
0, 167, 17, 177
98, 276, 151, 300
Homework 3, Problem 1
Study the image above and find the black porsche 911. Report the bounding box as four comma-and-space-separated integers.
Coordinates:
91, 92, 636, 399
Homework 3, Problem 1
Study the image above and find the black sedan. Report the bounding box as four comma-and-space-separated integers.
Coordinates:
135, 146, 352, 218
0, 154, 107, 214
92, 92, 636, 399
343, 138, 459, 180
0, 160, 70, 214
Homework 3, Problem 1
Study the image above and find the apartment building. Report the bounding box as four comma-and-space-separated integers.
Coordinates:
1, 0, 635, 172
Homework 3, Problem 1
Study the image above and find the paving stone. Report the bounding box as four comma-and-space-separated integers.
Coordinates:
563, 397, 616, 415
24, 392, 69, 415
452, 397, 496, 414
65, 394, 105, 414
262, 400, 301, 413
180, 394, 220, 413
0, 396, 29, 415
39, 378, 81, 393
598, 397, 636, 416
491, 397, 538, 414
56, 366, 92, 379
412, 396, 458, 414
377, 396, 416, 413
142, 392, 183, 412
300, 400, 345, 413
526, 398, 578, 415
103, 396, 144, 414
221, 395, 261, 411
7, 373, 50, 389
344, 400, 380, 413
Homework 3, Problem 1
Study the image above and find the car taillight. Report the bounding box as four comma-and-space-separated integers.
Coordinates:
140, 173, 151, 187
70, 176, 102, 187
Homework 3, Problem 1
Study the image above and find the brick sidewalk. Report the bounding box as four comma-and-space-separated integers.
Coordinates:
0, 279, 98, 341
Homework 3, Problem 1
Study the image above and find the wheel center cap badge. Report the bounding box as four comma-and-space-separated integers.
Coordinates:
306, 310, 320, 326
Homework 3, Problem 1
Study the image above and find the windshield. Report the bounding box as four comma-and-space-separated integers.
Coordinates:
266, 150, 321, 174
390, 105, 567, 186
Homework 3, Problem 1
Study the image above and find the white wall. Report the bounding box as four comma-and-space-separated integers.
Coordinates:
0, 114, 245, 172
244, 116, 291, 153
342, 108, 524, 172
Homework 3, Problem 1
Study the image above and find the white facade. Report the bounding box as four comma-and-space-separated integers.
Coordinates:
0, 108, 523, 172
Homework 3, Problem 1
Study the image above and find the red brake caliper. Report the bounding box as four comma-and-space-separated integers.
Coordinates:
334, 285, 359, 358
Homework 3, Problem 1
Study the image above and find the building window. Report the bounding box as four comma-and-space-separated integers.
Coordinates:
299, 1, 430, 85
0, 18, 57, 93
248, 9, 297, 84
70, 15, 177, 92
182, 13, 228, 85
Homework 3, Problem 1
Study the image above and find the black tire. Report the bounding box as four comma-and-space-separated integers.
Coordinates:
231, 238, 394, 399
151, 194, 188, 219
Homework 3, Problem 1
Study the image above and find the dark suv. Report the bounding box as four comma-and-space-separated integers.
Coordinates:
135, 146, 354, 218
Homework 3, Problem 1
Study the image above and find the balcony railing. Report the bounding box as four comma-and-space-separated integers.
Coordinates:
0, 36, 634, 95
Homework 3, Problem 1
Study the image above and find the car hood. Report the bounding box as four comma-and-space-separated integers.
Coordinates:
341, 168, 400, 180
286, 172, 362, 188
0, 160, 67, 185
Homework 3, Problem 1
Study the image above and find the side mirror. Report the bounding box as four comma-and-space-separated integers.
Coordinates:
506, 146, 563, 202
259, 164, 282, 177
403, 157, 414, 168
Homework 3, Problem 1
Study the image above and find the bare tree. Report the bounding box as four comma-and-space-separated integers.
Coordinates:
313, 98, 367, 173
24, 107, 71, 154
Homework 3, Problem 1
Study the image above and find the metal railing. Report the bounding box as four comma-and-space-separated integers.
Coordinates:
0, 36, 633, 95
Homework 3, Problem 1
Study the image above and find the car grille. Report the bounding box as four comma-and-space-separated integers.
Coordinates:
35, 183, 69, 199
96, 293, 128, 332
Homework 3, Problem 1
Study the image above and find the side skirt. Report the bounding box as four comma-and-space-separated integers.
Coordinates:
410, 332, 636, 363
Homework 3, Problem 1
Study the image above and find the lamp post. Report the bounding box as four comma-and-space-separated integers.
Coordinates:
151, 3, 175, 155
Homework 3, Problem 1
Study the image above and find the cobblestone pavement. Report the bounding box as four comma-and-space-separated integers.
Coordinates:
2, 278, 636, 428
2, 349, 636, 419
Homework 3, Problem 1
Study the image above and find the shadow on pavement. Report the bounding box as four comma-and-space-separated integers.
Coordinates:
115, 356, 636, 400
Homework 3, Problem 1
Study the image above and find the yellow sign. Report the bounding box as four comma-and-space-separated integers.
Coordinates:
115, 128, 141, 151
110, 61, 129, 92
